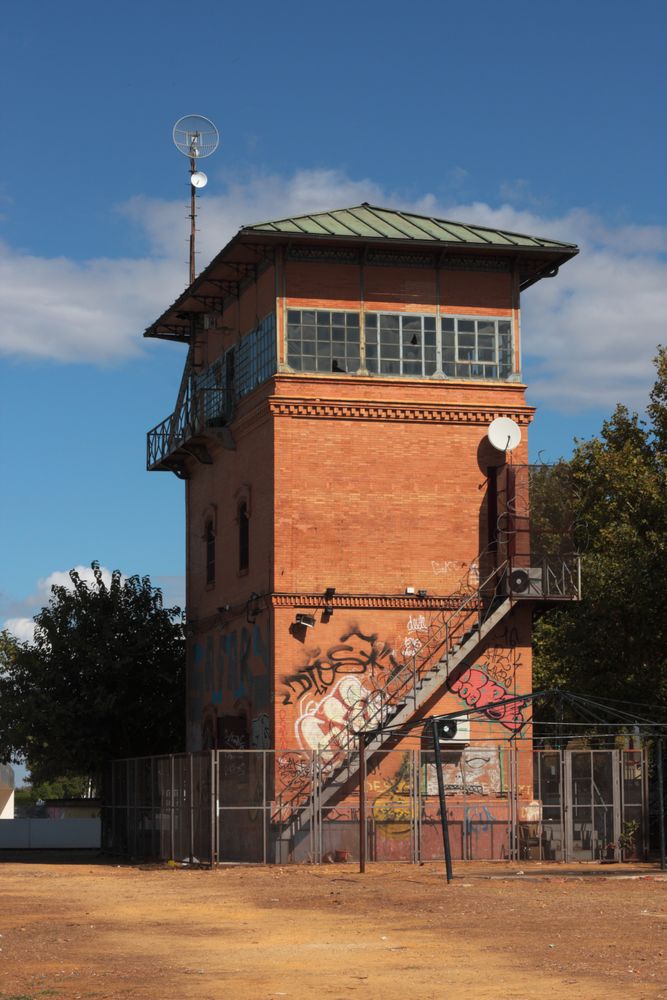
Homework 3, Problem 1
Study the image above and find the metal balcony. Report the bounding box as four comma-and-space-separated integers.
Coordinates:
147, 383, 232, 474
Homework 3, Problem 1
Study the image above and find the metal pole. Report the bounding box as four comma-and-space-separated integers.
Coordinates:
359, 735, 366, 874
189, 157, 196, 285
169, 755, 175, 862
657, 738, 666, 872
431, 719, 453, 883
189, 753, 195, 863
210, 750, 216, 868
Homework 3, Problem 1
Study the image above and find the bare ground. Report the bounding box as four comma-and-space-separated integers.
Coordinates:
0, 857, 666, 999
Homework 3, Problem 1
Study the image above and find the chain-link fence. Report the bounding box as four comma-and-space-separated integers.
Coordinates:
104, 744, 650, 865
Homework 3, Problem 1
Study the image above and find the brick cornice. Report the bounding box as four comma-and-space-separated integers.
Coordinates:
267, 399, 534, 425
271, 592, 478, 611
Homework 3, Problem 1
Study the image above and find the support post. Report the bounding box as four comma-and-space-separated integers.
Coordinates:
189, 753, 195, 864
359, 735, 366, 874
658, 738, 666, 872
431, 719, 453, 883
210, 750, 216, 869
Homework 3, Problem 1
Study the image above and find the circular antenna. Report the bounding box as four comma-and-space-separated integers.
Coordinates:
487, 416, 521, 452
173, 115, 219, 158
191, 171, 208, 189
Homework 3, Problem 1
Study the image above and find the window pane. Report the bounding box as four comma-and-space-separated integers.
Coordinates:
365, 344, 377, 360
346, 328, 360, 344
424, 359, 437, 375
424, 331, 436, 346
302, 325, 315, 340
287, 354, 302, 370
287, 310, 300, 324
332, 328, 345, 342
380, 359, 400, 374
403, 361, 422, 375
459, 320, 475, 333
381, 343, 400, 359
478, 321, 495, 336
302, 341, 315, 356
380, 315, 399, 333
498, 321, 511, 335
459, 333, 475, 348
332, 312, 345, 325
442, 318, 455, 332
424, 316, 436, 332
402, 315, 421, 331
302, 311, 315, 325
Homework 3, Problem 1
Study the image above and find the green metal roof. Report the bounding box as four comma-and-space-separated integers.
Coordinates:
241, 203, 576, 251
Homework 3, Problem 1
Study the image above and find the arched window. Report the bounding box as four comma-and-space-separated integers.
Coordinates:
238, 501, 249, 572
205, 521, 216, 585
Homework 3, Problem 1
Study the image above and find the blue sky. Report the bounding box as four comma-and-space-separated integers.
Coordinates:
2, 0, 667, 654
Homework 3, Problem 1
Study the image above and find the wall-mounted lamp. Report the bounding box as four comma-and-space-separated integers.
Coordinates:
323, 605, 334, 617
295, 613, 316, 628
417, 589, 428, 598
247, 592, 262, 624
324, 587, 336, 600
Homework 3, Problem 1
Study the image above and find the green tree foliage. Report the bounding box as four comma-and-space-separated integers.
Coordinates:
0, 563, 185, 785
534, 348, 667, 709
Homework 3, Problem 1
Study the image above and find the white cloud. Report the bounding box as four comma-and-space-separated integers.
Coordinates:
1, 167, 666, 411
1, 565, 117, 643
2, 617, 36, 643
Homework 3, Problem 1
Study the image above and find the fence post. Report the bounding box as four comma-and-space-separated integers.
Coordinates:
210, 749, 216, 868
189, 753, 195, 863
169, 755, 175, 862
359, 735, 366, 874
658, 738, 666, 872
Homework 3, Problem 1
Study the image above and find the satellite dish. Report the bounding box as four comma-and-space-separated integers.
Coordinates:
487, 416, 521, 452
172, 115, 220, 159
190, 171, 208, 189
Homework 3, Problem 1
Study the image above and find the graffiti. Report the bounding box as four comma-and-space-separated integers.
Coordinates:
251, 713, 270, 749
282, 628, 400, 705
402, 636, 422, 658
294, 676, 384, 763
431, 559, 479, 592
482, 623, 522, 688
449, 666, 526, 731
277, 751, 312, 794
189, 621, 271, 751
425, 744, 502, 796
406, 614, 428, 633
464, 803, 496, 838
372, 755, 414, 838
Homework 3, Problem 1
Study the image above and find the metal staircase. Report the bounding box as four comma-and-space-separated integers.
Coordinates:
273, 562, 516, 854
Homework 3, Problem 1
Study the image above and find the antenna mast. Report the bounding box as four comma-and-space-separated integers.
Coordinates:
172, 115, 220, 285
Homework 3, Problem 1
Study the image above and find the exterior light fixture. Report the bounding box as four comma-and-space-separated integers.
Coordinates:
323, 605, 334, 616
418, 589, 428, 598
295, 613, 316, 628
324, 587, 336, 599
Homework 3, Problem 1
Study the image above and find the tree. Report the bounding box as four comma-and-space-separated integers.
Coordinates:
534, 348, 667, 710
0, 563, 185, 786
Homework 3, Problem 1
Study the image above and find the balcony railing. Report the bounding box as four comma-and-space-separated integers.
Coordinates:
147, 380, 232, 471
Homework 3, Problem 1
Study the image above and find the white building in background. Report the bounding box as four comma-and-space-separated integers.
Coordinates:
0, 763, 15, 819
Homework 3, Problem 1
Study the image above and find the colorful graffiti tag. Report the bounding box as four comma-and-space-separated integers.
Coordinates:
189, 621, 271, 750
448, 666, 525, 731
294, 676, 384, 762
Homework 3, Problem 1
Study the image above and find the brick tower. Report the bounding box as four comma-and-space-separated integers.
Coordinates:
146, 205, 579, 854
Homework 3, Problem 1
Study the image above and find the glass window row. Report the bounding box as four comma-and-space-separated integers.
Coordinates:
286, 309, 515, 380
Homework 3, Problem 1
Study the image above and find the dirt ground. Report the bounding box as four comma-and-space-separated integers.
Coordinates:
0, 856, 665, 1000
